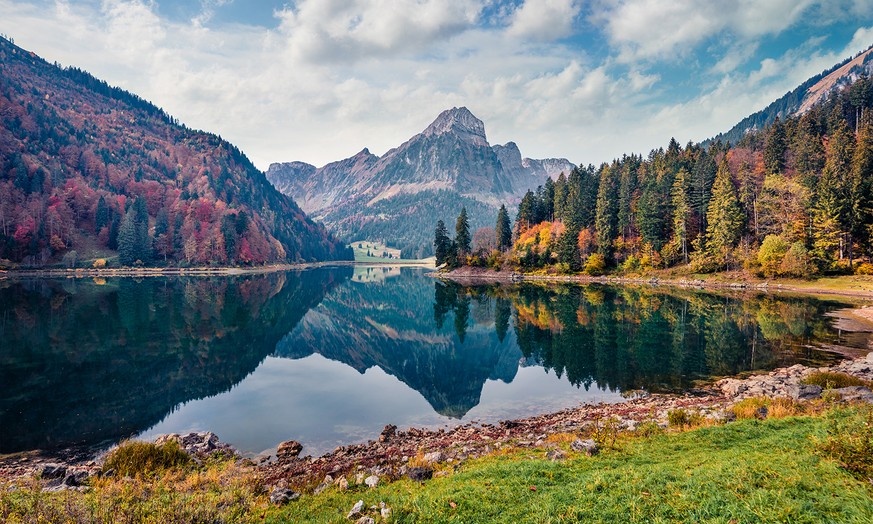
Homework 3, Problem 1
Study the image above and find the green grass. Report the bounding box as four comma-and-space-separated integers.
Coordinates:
3, 410, 873, 523
101, 440, 191, 478
350, 241, 402, 262
271, 411, 873, 523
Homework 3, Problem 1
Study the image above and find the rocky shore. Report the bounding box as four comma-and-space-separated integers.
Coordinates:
4, 351, 873, 497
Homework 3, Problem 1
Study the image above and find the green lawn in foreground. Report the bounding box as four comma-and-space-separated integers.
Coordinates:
270, 412, 873, 523
3, 410, 872, 523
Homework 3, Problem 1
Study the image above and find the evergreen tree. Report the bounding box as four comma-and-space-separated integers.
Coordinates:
495, 204, 512, 250
455, 207, 471, 255
704, 160, 745, 270
221, 214, 238, 261
542, 177, 556, 222
434, 219, 451, 266
848, 116, 873, 262
594, 163, 619, 262
763, 117, 787, 174
118, 209, 138, 266
133, 198, 151, 262
95, 195, 109, 233
516, 190, 537, 233
670, 169, 692, 263
553, 172, 568, 222
813, 119, 854, 266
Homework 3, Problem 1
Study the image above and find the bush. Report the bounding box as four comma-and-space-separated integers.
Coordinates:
61, 250, 78, 268
757, 235, 789, 277
780, 241, 811, 277
92, 258, 107, 268
801, 371, 871, 390
102, 440, 191, 477
855, 263, 873, 275
584, 253, 606, 276
621, 255, 639, 273
817, 407, 873, 480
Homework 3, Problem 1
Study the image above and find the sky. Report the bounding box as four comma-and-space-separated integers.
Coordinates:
3, 1, 873, 170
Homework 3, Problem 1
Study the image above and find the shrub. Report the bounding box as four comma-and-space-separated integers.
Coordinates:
61, 250, 78, 268
801, 371, 871, 390
780, 241, 811, 277
102, 440, 191, 477
621, 255, 639, 273
666, 409, 704, 429
584, 253, 606, 276
817, 407, 873, 480
757, 235, 789, 277
92, 258, 107, 268
855, 262, 873, 275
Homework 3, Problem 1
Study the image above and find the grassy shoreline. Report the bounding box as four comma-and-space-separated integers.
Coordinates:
3, 406, 872, 523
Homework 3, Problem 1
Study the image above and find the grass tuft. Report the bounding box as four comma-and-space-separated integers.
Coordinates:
731, 396, 804, 420
802, 371, 872, 390
102, 440, 192, 478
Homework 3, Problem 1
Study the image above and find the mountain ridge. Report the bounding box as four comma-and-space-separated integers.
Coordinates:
267, 107, 574, 256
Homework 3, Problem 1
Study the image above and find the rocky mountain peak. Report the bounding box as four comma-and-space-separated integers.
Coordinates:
422, 106, 488, 146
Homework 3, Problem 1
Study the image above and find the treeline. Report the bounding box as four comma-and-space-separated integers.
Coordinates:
0, 36, 351, 267
439, 74, 873, 277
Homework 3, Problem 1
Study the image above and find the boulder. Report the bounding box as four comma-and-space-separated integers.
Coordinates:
786, 384, 823, 401
423, 451, 445, 464
546, 449, 567, 461
570, 439, 598, 456
407, 467, 434, 482
833, 386, 873, 403
39, 464, 67, 480
355, 518, 375, 524
364, 475, 380, 488
347, 500, 365, 519
269, 487, 300, 505
379, 424, 397, 443
277, 440, 304, 460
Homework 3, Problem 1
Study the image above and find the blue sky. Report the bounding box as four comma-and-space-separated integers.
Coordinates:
3, 1, 873, 169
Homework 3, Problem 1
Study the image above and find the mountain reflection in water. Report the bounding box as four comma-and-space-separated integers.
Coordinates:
0, 267, 855, 456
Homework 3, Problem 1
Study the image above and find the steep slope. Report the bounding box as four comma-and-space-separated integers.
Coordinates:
267, 108, 574, 257
0, 37, 351, 266
714, 45, 873, 145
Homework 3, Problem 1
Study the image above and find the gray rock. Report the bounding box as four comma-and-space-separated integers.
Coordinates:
407, 467, 433, 482
423, 451, 445, 464
62, 470, 91, 487
833, 386, 873, 403
755, 406, 769, 420
269, 487, 300, 505
347, 500, 365, 518
39, 464, 67, 480
570, 439, 598, 456
335, 477, 349, 490
276, 440, 303, 459
381, 506, 393, 520
355, 518, 375, 524
364, 475, 380, 488
546, 449, 567, 461
786, 384, 823, 401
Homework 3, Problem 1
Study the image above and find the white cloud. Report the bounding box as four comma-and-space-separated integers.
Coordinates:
597, 0, 818, 62
506, 0, 581, 41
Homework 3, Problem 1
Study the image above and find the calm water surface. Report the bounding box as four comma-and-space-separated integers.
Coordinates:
0, 267, 866, 457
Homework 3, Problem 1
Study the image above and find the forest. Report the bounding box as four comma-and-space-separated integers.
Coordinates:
0, 36, 350, 267
438, 74, 873, 278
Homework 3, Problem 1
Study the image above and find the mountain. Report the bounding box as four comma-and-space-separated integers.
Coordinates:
267, 107, 574, 257
714, 45, 873, 145
0, 36, 351, 266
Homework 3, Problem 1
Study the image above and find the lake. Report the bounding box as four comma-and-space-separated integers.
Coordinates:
0, 267, 866, 457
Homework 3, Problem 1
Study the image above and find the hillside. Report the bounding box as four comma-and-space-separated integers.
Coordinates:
714, 44, 873, 145
267, 108, 574, 258
0, 37, 351, 267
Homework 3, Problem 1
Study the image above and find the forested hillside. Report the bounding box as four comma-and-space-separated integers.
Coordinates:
441, 73, 873, 277
0, 36, 351, 267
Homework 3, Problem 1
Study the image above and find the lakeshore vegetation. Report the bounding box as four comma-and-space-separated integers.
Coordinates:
3, 404, 873, 523
436, 75, 873, 279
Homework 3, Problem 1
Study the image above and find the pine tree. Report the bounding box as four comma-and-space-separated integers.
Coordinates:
813, 119, 854, 267
763, 117, 787, 174
594, 163, 619, 262
133, 198, 151, 263
495, 204, 512, 250
516, 190, 536, 233
670, 169, 691, 263
704, 160, 745, 270
848, 116, 873, 263
553, 172, 568, 222
455, 207, 471, 255
118, 208, 138, 266
95, 195, 109, 233
434, 219, 451, 266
